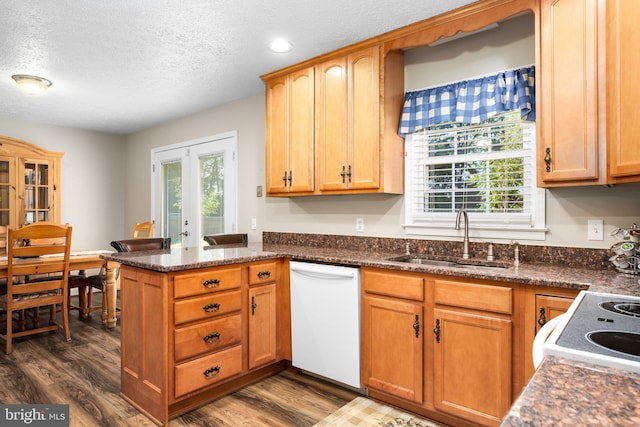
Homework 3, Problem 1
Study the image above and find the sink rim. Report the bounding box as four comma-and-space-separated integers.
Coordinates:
386, 255, 508, 269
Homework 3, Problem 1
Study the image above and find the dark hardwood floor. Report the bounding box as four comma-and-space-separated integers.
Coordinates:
0, 302, 359, 426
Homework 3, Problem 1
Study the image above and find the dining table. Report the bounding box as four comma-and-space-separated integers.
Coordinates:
0, 250, 120, 328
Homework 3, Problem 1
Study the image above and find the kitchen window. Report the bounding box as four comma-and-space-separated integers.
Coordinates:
404, 110, 546, 240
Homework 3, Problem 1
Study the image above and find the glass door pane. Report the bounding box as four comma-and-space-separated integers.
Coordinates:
200, 153, 225, 237
0, 159, 10, 226
161, 161, 182, 247
23, 161, 50, 226
152, 132, 237, 248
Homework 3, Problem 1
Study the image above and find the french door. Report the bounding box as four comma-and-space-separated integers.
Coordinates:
151, 131, 237, 248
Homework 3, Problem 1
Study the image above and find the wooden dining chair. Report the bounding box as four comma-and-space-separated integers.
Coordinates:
0, 222, 72, 354
132, 221, 154, 238
85, 237, 171, 322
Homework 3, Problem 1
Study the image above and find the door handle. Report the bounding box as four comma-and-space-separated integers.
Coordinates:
179, 230, 190, 237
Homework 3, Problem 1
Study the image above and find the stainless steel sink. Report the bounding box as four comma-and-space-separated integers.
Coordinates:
387, 255, 507, 270
388, 256, 460, 267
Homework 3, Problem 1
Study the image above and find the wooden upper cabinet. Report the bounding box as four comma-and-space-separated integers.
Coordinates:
262, 43, 404, 196
607, 0, 640, 181
0, 136, 62, 229
265, 67, 315, 195
539, 0, 640, 186
538, 0, 602, 186
317, 46, 380, 192
316, 56, 349, 191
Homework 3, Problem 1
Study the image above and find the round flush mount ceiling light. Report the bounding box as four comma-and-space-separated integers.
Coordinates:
269, 38, 292, 53
11, 74, 53, 95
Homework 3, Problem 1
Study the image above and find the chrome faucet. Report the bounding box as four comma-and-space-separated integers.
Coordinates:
455, 208, 470, 259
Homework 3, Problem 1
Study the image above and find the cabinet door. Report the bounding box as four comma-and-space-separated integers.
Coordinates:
0, 156, 16, 229
316, 56, 349, 191
265, 68, 316, 195
265, 75, 289, 194
433, 308, 511, 426
20, 158, 56, 226
362, 294, 423, 403
348, 46, 380, 190
248, 283, 277, 369
534, 294, 574, 333
539, 0, 601, 185
288, 67, 315, 193
607, 0, 640, 180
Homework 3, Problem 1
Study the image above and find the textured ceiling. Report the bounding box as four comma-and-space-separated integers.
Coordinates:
0, 0, 476, 135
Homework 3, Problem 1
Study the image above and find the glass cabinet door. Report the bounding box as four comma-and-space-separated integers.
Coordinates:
0, 158, 12, 227
23, 160, 52, 226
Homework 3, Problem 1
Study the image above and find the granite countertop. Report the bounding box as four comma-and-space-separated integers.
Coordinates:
102, 241, 640, 425
101, 242, 640, 296
501, 356, 640, 427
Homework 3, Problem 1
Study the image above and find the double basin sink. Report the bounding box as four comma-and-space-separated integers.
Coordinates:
387, 255, 510, 271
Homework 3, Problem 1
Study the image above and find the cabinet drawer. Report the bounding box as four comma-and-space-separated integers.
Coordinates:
174, 267, 242, 299
363, 269, 424, 301
248, 262, 277, 285
174, 345, 243, 398
174, 314, 242, 362
174, 290, 242, 325
434, 280, 512, 314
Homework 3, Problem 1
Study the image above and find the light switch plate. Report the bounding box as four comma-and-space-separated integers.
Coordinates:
587, 219, 603, 241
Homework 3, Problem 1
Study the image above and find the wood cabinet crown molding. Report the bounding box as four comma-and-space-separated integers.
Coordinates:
260, 0, 537, 81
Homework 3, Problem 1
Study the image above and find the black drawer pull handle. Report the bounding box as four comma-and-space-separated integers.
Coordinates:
434, 319, 441, 343
251, 296, 257, 315
203, 278, 220, 288
203, 303, 221, 313
413, 314, 420, 338
203, 366, 221, 378
257, 270, 271, 279
203, 332, 221, 344
538, 307, 547, 327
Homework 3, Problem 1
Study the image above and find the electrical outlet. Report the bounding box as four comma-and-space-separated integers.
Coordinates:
587, 219, 603, 241
256, 185, 263, 197
251, 218, 257, 230
356, 218, 364, 233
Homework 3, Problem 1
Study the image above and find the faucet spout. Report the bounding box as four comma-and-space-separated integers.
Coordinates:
455, 208, 470, 259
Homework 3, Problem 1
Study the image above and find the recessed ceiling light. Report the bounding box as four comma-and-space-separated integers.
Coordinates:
269, 38, 292, 54
11, 74, 53, 95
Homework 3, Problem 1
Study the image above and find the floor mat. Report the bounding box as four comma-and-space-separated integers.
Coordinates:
313, 396, 445, 427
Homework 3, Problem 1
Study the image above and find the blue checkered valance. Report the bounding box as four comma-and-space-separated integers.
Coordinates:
398, 66, 535, 137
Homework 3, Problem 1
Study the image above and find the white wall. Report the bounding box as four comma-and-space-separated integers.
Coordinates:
0, 118, 126, 251
124, 94, 266, 243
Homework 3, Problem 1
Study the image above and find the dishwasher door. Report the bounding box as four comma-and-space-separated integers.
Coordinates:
290, 261, 361, 389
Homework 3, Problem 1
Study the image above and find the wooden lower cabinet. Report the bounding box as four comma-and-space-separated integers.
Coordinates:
362, 268, 518, 427
362, 294, 424, 403
248, 282, 277, 369
433, 279, 513, 427
433, 308, 512, 426
522, 288, 578, 379
120, 260, 287, 426
362, 269, 424, 403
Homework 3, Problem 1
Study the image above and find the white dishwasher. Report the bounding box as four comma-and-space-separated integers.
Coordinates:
289, 261, 361, 389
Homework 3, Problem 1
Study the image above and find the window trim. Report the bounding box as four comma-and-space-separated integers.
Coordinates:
402, 120, 546, 241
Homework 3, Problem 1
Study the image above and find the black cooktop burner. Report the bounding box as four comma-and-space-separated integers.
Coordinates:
599, 301, 640, 318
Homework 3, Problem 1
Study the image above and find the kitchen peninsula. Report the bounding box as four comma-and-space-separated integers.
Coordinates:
102, 240, 640, 426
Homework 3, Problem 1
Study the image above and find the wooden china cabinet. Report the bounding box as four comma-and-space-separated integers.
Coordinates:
0, 136, 62, 231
